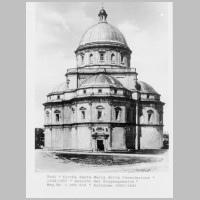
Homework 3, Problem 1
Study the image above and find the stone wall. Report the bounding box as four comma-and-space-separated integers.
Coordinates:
140, 126, 163, 149
111, 127, 126, 150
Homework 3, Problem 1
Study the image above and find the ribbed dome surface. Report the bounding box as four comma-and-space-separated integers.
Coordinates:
138, 81, 158, 94
79, 22, 127, 47
79, 74, 124, 88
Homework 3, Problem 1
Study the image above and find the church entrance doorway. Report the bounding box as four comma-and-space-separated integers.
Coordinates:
97, 140, 104, 151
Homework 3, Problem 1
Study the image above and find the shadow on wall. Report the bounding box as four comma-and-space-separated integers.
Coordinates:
35, 128, 44, 149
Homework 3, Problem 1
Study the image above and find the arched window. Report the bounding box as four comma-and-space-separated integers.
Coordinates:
147, 110, 154, 122
121, 54, 124, 63
46, 111, 50, 123
115, 107, 122, 121
80, 107, 86, 120
111, 53, 115, 63
96, 105, 104, 120
100, 53, 105, 62
127, 109, 131, 122
54, 110, 61, 122
89, 54, 93, 64
71, 108, 75, 122
81, 54, 84, 64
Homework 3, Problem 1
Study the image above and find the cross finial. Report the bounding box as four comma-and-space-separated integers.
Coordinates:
102, 2, 104, 9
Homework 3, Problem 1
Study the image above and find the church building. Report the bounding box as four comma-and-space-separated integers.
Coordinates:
43, 8, 165, 152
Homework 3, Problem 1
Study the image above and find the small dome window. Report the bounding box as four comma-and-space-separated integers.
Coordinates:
147, 110, 154, 122
46, 111, 50, 123
57, 95, 60, 99
81, 54, 84, 64
83, 89, 87, 94
89, 54, 93, 64
111, 53, 115, 64
121, 54, 124, 64
100, 53, 105, 62
98, 89, 102, 93
54, 110, 61, 122
79, 107, 86, 120
96, 105, 104, 120
115, 107, 122, 121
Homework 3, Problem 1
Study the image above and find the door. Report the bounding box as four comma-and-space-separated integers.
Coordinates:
97, 140, 104, 151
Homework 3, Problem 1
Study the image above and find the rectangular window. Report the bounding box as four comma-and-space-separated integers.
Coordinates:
115, 110, 120, 120
148, 113, 152, 122
81, 55, 84, 64
81, 111, 85, 120
121, 55, 124, 63
100, 53, 104, 61
98, 89, 102, 93
114, 89, 117, 94
57, 95, 60, 99
56, 114, 59, 122
97, 111, 102, 119
83, 90, 86, 94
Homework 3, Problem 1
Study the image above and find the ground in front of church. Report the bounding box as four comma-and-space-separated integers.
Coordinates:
35, 149, 169, 173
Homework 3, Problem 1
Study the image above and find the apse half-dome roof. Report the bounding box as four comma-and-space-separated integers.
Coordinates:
137, 81, 159, 94
79, 74, 124, 88
51, 82, 70, 93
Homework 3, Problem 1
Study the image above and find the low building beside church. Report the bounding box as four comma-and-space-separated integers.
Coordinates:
43, 8, 165, 152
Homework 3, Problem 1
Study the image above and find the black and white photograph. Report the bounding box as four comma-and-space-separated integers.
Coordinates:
26, 1, 173, 198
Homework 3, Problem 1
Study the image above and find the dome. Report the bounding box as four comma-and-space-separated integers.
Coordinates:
51, 82, 70, 93
79, 22, 127, 47
137, 81, 159, 94
79, 74, 124, 88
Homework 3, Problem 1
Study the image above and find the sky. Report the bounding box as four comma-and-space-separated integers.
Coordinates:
32, 2, 172, 132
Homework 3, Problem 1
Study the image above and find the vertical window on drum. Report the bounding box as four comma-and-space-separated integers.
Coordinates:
96, 105, 104, 120
89, 54, 93, 64
54, 110, 61, 122
121, 54, 124, 64
71, 108, 75, 122
80, 107, 86, 120
46, 111, 50, 123
81, 111, 85, 119
81, 54, 84, 64
111, 53, 115, 63
97, 111, 102, 119
115, 107, 122, 121
147, 110, 154, 122
100, 53, 105, 62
